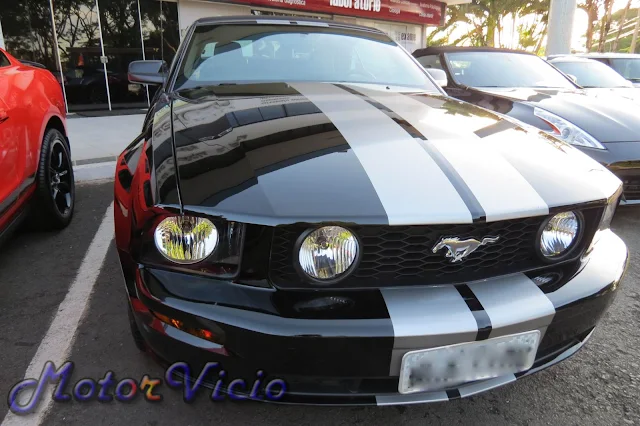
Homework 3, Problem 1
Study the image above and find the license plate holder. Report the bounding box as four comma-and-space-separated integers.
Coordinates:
399, 330, 541, 394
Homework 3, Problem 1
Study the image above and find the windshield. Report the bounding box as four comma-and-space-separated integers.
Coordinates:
174, 24, 437, 91
444, 51, 575, 89
610, 58, 640, 81
552, 60, 632, 88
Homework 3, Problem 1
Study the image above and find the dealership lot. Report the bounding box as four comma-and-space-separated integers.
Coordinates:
0, 181, 637, 425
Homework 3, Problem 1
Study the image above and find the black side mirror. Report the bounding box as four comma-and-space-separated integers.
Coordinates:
128, 60, 167, 85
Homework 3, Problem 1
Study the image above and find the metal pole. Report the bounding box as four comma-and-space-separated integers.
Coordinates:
0, 17, 5, 50
136, 0, 150, 106
94, 0, 113, 111
546, 0, 577, 56
50, 0, 69, 114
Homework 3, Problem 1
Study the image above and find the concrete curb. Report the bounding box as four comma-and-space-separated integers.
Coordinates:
73, 156, 119, 166
73, 161, 117, 182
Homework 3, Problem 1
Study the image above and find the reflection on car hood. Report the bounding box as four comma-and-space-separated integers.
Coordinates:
474, 87, 640, 142
584, 87, 640, 105
153, 82, 620, 226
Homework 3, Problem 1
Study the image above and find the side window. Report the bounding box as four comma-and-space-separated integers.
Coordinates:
416, 54, 443, 70
0, 52, 10, 68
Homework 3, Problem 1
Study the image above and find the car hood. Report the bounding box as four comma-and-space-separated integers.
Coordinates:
157, 82, 620, 226
474, 87, 640, 143
583, 87, 640, 105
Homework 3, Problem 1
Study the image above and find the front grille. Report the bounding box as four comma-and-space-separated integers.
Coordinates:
623, 178, 640, 201
269, 208, 603, 289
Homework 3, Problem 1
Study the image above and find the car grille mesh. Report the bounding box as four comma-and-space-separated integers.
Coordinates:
623, 179, 640, 201
269, 209, 602, 289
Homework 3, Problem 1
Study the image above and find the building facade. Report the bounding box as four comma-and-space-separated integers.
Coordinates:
0, 0, 463, 114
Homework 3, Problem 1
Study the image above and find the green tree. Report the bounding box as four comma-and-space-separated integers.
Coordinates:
426, 0, 549, 52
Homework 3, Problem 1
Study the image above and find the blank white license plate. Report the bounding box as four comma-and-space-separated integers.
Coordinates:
399, 330, 540, 394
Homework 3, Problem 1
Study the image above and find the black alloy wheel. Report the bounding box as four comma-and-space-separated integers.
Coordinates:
49, 138, 73, 217
29, 128, 75, 229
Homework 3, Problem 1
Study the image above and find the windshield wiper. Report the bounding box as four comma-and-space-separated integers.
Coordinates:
176, 83, 238, 92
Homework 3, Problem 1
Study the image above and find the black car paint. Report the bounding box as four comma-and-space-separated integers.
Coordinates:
125, 256, 619, 404
113, 19, 629, 404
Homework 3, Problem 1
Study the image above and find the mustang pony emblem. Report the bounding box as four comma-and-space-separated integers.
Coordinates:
432, 236, 500, 263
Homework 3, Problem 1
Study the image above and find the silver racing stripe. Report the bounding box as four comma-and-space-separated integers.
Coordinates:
375, 373, 516, 405
457, 373, 516, 398
290, 82, 473, 225
467, 273, 556, 339
465, 123, 620, 206
346, 85, 550, 222
376, 390, 449, 405
380, 286, 478, 376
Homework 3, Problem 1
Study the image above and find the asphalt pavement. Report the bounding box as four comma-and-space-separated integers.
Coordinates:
0, 180, 639, 426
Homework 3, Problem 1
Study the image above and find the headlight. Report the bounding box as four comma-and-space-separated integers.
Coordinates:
538, 212, 581, 259
154, 216, 218, 264
534, 108, 605, 149
298, 226, 359, 282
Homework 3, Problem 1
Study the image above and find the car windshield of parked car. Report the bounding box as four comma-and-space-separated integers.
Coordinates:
444, 51, 575, 89
174, 24, 438, 91
610, 58, 640, 82
552, 60, 632, 88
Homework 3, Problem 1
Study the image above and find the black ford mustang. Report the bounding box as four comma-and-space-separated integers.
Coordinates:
115, 17, 628, 405
413, 46, 640, 205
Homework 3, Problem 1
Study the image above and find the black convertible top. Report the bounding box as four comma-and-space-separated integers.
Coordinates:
192, 15, 384, 34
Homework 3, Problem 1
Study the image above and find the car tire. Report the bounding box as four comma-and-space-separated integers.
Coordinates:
29, 128, 75, 230
128, 303, 148, 352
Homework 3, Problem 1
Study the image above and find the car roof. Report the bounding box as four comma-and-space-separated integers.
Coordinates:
575, 52, 640, 59
192, 15, 384, 34
413, 46, 533, 57
548, 56, 597, 63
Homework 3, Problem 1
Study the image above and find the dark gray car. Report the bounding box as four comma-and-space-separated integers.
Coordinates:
414, 46, 640, 204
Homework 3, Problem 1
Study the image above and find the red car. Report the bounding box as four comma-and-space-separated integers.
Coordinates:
0, 48, 74, 243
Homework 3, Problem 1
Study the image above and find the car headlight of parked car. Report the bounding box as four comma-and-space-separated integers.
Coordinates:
298, 226, 359, 283
534, 108, 605, 150
154, 216, 218, 264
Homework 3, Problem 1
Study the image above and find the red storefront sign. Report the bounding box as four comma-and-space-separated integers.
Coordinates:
225, 0, 445, 26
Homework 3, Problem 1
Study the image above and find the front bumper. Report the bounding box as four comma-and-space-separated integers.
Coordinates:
579, 142, 640, 204
124, 230, 628, 405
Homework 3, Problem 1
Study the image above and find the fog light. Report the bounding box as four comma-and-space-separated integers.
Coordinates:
298, 226, 358, 282
154, 216, 218, 264
539, 212, 580, 259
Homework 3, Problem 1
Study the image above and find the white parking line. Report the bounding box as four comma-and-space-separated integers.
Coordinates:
2, 203, 115, 426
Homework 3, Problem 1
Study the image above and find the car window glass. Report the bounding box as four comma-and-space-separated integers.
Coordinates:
416, 55, 443, 70
0, 52, 10, 68
444, 51, 575, 89
175, 24, 438, 92
552, 61, 632, 88
610, 58, 640, 82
